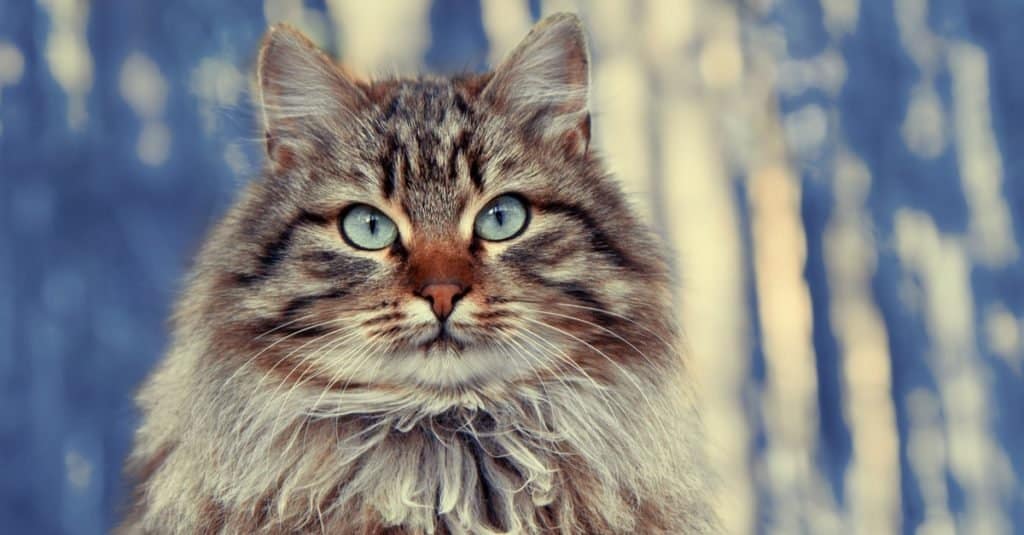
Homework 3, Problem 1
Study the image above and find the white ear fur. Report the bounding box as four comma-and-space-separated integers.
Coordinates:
256, 24, 366, 165
482, 13, 591, 155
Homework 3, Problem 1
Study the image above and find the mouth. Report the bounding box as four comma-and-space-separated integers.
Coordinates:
419, 326, 466, 353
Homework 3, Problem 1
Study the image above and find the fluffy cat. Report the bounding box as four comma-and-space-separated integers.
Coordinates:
119, 13, 715, 534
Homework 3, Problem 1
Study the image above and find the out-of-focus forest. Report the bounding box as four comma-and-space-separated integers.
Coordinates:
0, 1, 1021, 533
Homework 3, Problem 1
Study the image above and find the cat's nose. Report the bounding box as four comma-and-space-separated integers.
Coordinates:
417, 282, 468, 321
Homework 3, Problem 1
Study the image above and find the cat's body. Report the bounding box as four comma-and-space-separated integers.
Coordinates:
120, 14, 715, 534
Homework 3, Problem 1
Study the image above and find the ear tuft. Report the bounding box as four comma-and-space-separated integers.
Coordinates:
482, 13, 591, 155
256, 24, 366, 167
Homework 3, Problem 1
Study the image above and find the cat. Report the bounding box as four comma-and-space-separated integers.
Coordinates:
119, 13, 716, 534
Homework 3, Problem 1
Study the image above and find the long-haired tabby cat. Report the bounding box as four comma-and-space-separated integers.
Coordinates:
120, 13, 714, 534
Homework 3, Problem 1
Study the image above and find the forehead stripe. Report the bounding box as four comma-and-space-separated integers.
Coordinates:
379, 134, 400, 199
452, 129, 484, 192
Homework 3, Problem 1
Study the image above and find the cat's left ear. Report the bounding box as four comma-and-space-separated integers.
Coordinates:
481, 13, 591, 156
257, 24, 367, 168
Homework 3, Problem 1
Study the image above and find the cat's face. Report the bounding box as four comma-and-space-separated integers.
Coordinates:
203, 15, 670, 392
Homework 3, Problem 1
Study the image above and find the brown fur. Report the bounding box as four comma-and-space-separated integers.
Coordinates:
119, 13, 716, 534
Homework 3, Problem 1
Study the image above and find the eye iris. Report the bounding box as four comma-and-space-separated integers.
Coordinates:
341, 205, 397, 250
475, 195, 527, 241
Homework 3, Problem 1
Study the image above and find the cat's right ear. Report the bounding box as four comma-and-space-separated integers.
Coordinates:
481, 13, 591, 157
256, 24, 367, 169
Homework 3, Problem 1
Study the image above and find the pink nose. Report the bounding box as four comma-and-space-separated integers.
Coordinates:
417, 282, 468, 321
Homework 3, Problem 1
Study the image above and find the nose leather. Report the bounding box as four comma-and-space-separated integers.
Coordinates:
418, 282, 467, 321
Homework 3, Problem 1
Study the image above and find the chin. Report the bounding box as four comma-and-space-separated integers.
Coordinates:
377, 332, 526, 391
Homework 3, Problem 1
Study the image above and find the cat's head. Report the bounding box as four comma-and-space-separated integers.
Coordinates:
197, 14, 673, 393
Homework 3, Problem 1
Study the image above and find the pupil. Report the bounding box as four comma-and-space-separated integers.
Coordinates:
494, 208, 505, 226
368, 215, 378, 235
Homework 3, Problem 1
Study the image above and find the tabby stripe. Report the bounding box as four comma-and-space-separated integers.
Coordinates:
300, 251, 376, 281
399, 143, 413, 192
300, 250, 339, 263
234, 210, 329, 286
245, 315, 331, 339
534, 201, 635, 270
380, 95, 402, 122
467, 150, 485, 191
360, 312, 406, 327
448, 130, 469, 181
467, 437, 505, 530
379, 134, 399, 198
498, 229, 564, 268
449, 128, 484, 191
452, 92, 470, 116
547, 279, 606, 312
280, 287, 350, 320
517, 269, 608, 314
473, 310, 511, 320
254, 354, 323, 388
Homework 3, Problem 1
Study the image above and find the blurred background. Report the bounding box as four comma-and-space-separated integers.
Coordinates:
1, 0, 1021, 533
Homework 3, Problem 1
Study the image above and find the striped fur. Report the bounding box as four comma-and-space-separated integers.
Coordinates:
120, 14, 716, 534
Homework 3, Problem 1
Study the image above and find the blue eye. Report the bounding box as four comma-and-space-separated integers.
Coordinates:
340, 204, 398, 250
474, 195, 529, 241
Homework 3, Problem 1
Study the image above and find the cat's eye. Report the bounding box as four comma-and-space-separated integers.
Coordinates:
340, 204, 399, 250
474, 194, 529, 242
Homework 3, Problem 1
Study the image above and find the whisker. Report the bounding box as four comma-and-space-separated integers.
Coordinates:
212, 317, 360, 428
509, 326, 632, 420
518, 316, 668, 437
536, 301, 677, 354
529, 309, 666, 372
219, 315, 352, 393
266, 327, 366, 440
278, 335, 385, 464
301, 335, 385, 419
231, 324, 358, 438
258, 324, 360, 395
253, 311, 322, 340
493, 336, 615, 460
497, 336, 593, 433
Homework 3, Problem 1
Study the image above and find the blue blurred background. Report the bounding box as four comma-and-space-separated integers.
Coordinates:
1, 0, 1021, 533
